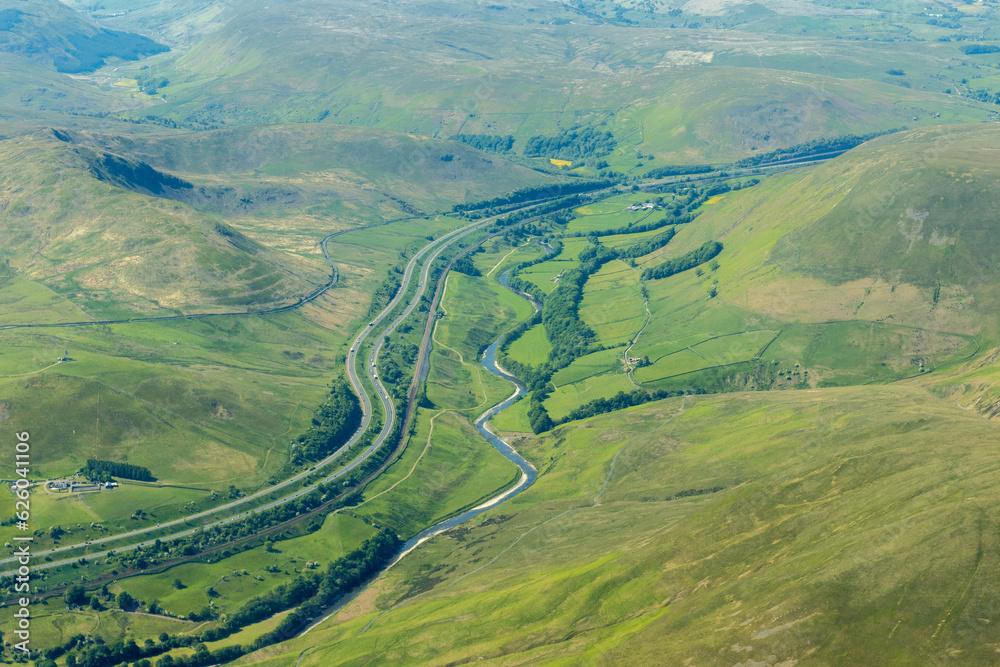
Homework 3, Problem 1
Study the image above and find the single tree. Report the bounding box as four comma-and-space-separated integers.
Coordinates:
64, 585, 87, 607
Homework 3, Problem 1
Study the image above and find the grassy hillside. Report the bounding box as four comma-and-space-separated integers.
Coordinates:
243, 385, 1000, 666
98, 0, 998, 167
0, 131, 320, 316
54, 123, 559, 217
564, 125, 995, 398
60, 0, 230, 47
0, 123, 555, 318
669, 124, 1000, 344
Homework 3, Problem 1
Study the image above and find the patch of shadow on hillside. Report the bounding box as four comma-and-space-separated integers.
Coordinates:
53, 130, 303, 215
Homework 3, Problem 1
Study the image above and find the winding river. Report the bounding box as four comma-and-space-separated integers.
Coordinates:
301, 268, 540, 634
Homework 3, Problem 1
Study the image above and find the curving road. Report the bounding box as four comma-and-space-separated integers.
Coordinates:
0, 211, 506, 575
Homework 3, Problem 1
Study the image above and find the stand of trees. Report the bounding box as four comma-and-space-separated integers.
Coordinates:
137, 73, 170, 95
733, 132, 895, 167
451, 134, 515, 152
556, 387, 696, 424
499, 243, 620, 433
643, 164, 713, 179
453, 179, 616, 213
969, 88, 1000, 105
617, 228, 677, 260
294, 379, 362, 461
523, 127, 617, 160
85, 460, 154, 482
451, 255, 482, 276
641, 241, 723, 281
567, 211, 695, 239
542, 244, 618, 368
959, 44, 1000, 54
505, 240, 563, 305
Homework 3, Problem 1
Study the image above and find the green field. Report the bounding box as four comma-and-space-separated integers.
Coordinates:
355, 409, 519, 537
519, 260, 578, 296
0, 603, 190, 651
506, 324, 550, 367
434, 271, 534, 364
489, 396, 533, 434
545, 371, 636, 422
579, 259, 646, 346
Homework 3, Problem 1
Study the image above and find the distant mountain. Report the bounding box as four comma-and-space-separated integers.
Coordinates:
0, 0, 167, 73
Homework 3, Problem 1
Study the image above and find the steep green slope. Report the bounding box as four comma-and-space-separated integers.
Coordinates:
671, 124, 1000, 342
242, 386, 1000, 666
60, 0, 229, 47
579, 125, 995, 398
0, 122, 556, 318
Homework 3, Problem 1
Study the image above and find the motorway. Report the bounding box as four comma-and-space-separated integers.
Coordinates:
0, 212, 502, 575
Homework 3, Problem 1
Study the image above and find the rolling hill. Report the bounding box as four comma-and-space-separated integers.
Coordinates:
96, 0, 995, 166
242, 386, 1000, 666
0, 130, 320, 316
0, 122, 556, 317
8, 1, 1000, 664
